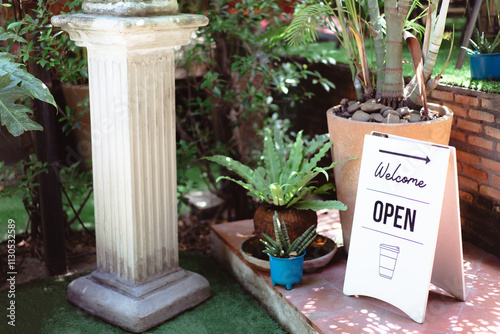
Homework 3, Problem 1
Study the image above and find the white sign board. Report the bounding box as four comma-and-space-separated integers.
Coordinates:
343, 132, 465, 324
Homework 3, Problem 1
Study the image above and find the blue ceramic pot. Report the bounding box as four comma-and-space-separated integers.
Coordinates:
268, 252, 305, 290
469, 51, 500, 80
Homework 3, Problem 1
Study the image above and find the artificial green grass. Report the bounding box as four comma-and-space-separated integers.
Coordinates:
0, 252, 286, 334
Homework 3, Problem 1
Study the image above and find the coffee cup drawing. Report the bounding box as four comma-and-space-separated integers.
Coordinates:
379, 244, 400, 280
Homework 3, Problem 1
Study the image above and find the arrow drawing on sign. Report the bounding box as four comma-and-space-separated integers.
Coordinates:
379, 150, 430, 164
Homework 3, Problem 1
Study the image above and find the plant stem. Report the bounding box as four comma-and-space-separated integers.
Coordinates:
381, 0, 411, 107
367, 0, 385, 98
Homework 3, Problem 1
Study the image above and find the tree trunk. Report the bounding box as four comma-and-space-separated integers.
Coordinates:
24, 0, 67, 275
367, 0, 385, 98
381, 0, 411, 107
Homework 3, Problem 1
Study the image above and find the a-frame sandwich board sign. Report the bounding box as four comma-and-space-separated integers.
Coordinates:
343, 132, 466, 323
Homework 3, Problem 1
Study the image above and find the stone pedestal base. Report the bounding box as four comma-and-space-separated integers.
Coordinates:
68, 268, 210, 333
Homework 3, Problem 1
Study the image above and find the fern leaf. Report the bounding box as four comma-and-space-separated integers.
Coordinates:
273, 124, 286, 172
312, 183, 336, 195
252, 166, 269, 193
263, 128, 282, 184
302, 141, 332, 172
293, 199, 347, 211
204, 155, 255, 184
215, 176, 259, 199
270, 183, 285, 206
281, 130, 303, 185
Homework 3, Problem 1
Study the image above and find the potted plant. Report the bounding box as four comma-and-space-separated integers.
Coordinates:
204, 126, 351, 241
282, 0, 456, 252
462, 28, 500, 80
260, 211, 317, 290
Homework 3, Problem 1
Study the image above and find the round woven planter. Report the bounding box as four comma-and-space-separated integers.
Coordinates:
326, 103, 454, 253
253, 205, 317, 242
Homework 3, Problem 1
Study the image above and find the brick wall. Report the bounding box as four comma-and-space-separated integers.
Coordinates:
429, 85, 500, 258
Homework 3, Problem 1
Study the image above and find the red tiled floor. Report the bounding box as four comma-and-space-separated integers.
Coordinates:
210, 210, 500, 334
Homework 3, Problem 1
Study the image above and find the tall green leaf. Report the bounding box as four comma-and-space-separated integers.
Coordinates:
204, 155, 255, 184
302, 140, 332, 172
293, 199, 347, 211
281, 130, 304, 184
262, 127, 282, 184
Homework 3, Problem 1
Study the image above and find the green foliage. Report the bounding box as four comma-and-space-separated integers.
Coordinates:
260, 211, 316, 257
0, 154, 47, 203
283, 0, 450, 109
176, 0, 334, 204
0, 0, 87, 137
204, 126, 352, 211
0, 52, 56, 136
3, 0, 88, 85
463, 29, 500, 54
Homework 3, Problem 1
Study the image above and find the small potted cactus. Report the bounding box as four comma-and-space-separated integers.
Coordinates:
462, 29, 500, 80
260, 212, 317, 290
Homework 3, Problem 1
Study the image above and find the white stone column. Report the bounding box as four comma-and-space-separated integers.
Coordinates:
52, 12, 209, 333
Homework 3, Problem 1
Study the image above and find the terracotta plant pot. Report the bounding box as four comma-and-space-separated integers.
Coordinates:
326, 103, 453, 253
253, 205, 317, 242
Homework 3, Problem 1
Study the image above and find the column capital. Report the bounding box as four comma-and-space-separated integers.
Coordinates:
82, 0, 177, 17
51, 13, 208, 49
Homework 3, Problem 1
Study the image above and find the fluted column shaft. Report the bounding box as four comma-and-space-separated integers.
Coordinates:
53, 13, 207, 283
88, 46, 178, 283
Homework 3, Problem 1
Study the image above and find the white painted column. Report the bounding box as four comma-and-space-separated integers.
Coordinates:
52, 11, 209, 334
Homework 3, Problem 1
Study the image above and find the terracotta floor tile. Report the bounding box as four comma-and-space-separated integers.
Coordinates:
211, 212, 500, 334
476, 252, 500, 282
464, 277, 500, 309
452, 305, 500, 333
281, 281, 345, 321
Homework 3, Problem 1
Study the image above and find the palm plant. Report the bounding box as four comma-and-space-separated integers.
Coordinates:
285, 0, 453, 118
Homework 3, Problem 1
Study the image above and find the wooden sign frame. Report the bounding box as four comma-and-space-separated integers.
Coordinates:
343, 132, 465, 323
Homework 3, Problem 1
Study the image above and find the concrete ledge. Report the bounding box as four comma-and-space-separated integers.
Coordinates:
210, 220, 317, 334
